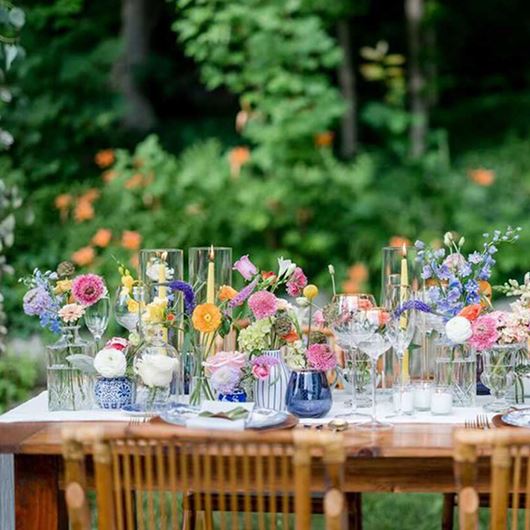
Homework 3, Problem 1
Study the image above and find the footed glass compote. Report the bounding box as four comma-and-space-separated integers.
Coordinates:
355, 307, 393, 431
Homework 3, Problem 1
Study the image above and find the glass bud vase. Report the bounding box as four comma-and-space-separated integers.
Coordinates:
133, 324, 181, 411
285, 369, 333, 418
435, 339, 476, 407
46, 325, 95, 411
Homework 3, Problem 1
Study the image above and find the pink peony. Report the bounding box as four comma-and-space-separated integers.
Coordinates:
252, 364, 270, 379
307, 343, 337, 371
105, 337, 129, 352
469, 314, 499, 351
233, 255, 258, 281
72, 274, 106, 306
203, 351, 247, 376
286, 267, 308, 297
248, 290, 278, 319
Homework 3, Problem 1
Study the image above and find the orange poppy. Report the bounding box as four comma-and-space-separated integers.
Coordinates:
121, 230, 142, 251
95, 149, 115, 168
91, 228, 112, 248
468, 168, 495, 187
71, 246, 95, 266
192, 303, 222, 333
479, 280, 493, 307
314, 131, 334, 148
218, 285, 238, 302
74, 199, 95, 222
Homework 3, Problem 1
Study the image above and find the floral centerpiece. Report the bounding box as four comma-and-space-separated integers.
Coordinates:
20, 263, 107, 410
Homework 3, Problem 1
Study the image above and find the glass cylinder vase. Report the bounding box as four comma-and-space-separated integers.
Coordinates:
435, 340, 476, 407
47, 325, 95, 411
139, 249, 184, 298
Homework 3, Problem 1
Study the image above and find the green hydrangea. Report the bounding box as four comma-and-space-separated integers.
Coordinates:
284, 340, 307, 370
238, 319, 273, 353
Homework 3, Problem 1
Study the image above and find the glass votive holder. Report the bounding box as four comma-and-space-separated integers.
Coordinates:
139, 249, 184, 297
392, 385, 414, 415
188, 246, 232, 304
413, 381, 433, 411
430, 385, 453, 415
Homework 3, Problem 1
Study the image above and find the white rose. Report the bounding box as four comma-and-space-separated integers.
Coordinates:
135, 354, 178, 388
93, 348, 127, 378
277, 257, 297, 279
445, 316, 472, 344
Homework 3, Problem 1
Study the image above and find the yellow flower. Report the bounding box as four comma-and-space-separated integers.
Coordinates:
218, 285, 238, 302
192, 303, 222, 333
127, 299, 140, 313
54, 279, 72, 295
142, 298, 167, 324
121, 274, 134, 292
303, 284, 319, 301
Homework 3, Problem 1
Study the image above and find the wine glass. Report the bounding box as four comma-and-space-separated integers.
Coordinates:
84, 296, 110, 350
330, 294, 376, 413
355, 307, 393, 431
385, 285, 416, 416
114, 286, 139, 332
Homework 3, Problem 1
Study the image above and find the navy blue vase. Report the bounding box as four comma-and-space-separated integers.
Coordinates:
94, 377, 134, 409
218, 388, 247, 402
285, 370, 332, 418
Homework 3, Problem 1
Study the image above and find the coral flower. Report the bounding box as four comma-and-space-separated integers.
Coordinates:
71, 246, 95, 267
218, 285, 238, 302
283, 329, 299, 343
102, 170, 117, 184
468, 168, 495, 187
125, 173, 144, 189
81, 188, 100, 203
74, 199, 95, 222
54, 194, 72, 210
192, 303, 222, 333
121, 230, 142, 250
95, 149, 115, 168
228, 146, 251, 177
92, 228, 112, 248
459, 304, 482, 322
389, 236, 411, 249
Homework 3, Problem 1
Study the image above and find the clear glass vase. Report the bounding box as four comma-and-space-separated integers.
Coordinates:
46, 325, 94, 411
133, 324, 182, 411
435, 340, 476, 407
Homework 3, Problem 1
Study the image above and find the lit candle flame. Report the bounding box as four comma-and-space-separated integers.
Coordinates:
209, 245, 215, 261
402, 243, 407, 258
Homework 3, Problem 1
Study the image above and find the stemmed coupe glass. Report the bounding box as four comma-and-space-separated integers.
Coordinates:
330, 293, 376, 414
84, 296, 110, 350
114, 286, 139, 333
385, 285, 416, 416
355, 307, 393, 431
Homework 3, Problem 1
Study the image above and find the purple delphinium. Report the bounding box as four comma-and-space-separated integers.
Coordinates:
23, 287, 51, 316
169, 280, 195, 315
393, 300, 432, 319
229, 278, 258, 308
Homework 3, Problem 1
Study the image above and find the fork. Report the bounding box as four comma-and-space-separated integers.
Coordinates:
464, 414, 490, 429
129, 416, 151, 426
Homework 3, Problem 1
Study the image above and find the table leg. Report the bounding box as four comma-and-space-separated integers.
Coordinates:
15, 454, 67, 530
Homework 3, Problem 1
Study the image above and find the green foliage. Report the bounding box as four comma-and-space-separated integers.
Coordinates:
0, 354, 38, 412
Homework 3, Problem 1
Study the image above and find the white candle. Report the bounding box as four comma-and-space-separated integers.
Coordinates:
413, 384, 432, 411
393, 388, 414, 414
431, 391, 453, 415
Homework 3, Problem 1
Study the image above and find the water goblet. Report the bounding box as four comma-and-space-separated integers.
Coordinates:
480, 344, 518, 412
354, 307, 393, 431
84, 296, 110, 350
114, 286, 139, 332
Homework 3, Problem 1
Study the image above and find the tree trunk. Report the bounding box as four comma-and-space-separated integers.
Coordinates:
405, 0, 427, 158
336, 19, 357, 158
114, 0, 156, 131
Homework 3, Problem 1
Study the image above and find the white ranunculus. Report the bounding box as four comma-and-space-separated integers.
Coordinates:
445, 316, 473, 344
93, 348, 127, 378
277, 257, 297, 279
146, 263, 174, 282
135, 354, 178, 388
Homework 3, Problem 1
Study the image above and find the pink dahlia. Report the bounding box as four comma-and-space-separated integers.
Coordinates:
72, 274, 106, 307
248, 290, 278, 319
307, 343, 337, 371
286, 267, 307, 297
469, 314, 499, 351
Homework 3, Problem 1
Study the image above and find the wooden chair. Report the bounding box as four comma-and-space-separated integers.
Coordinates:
62, 424, 347, 530
454, 428, 530, 530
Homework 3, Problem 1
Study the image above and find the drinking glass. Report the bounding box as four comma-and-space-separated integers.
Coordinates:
114, 286, 139, 332
84, 297, 110, 350
480, 345, 518, 412
355, 308, 393, 431
329, 293, 376, 413
385, 285, 416, 416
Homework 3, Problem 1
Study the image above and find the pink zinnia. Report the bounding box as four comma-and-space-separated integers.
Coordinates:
72, 274, 106, 306
286, 267, 307, 297
469, 314, 499, 351
307, 343, 337, 371
248, 290, 278, 319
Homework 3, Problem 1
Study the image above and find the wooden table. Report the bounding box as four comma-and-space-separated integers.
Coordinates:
0, 420, 494, 530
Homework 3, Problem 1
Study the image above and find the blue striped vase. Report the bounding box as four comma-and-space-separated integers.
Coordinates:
253, 349, 291, 411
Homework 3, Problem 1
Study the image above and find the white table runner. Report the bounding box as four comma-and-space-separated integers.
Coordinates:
0, 390, 500, 426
